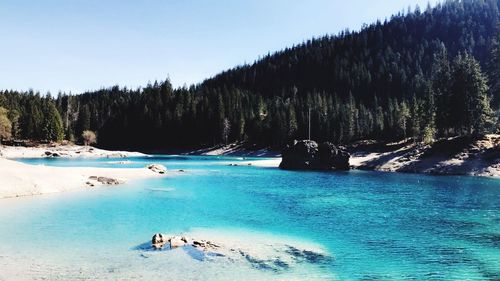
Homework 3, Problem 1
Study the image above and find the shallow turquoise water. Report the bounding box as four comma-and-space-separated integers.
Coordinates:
1, 156, 499, 280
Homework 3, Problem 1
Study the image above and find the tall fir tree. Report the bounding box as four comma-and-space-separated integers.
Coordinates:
42, 101, 64, 142
432, 48, 452, 136
451, 53, 493, 135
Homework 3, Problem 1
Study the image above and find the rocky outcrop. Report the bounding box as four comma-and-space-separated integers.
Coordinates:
142, 233, 331, 272
318, 142, 350, 170
147, 164, 167, 174
350, 134, 500, 177
280, 140, 350, 170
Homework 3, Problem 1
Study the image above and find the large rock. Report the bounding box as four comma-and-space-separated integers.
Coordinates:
280, 140, 350, 171
279, 140, 319, 170
318, 142, 350, 170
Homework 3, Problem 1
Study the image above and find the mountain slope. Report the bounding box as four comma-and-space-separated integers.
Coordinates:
1, 0, 499, 149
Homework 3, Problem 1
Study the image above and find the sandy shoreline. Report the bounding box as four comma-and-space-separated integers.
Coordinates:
0, 136, 497, 200
0, 145, 165, 199
349, 135, 500, 178
232, 136, 500, 178
0, 144, 146, 159
0, 158, 165, 199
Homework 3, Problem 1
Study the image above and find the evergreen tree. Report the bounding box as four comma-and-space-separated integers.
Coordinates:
421, 85, 437, 143
488, 23, 500, 130
451, 53, 493, 135
410, 93, 421, 140
432, 49, 452, 136
0, 0, 498, 148
488, 23, 500, 108
222, 118, 230, 145
397, 100, 410, 139
7, 109, 20, 139
42, 101, 64, 142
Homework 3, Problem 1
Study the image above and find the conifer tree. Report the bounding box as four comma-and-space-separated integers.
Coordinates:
488, 23, 500, 127
397, 100, 410, 139
421, 85, 437, 144
432, 49, 452, 136
451, 53, 493, 135
42, 101, 64, 142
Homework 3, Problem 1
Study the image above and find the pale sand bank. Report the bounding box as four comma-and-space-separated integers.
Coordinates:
0, 157, 163, 199
241, 158, 282, 167
188, 142, 280, 157
0, 144, 146, 159
350, 135, 500, 178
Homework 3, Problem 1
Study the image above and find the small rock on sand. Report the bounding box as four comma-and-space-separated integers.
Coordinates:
147, 164, 167, 174
87, 176, 122, 185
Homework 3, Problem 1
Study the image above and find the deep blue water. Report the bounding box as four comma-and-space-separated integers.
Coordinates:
0, 156, 499, 280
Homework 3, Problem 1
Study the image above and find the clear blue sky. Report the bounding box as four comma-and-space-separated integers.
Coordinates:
0, 0, 439, 94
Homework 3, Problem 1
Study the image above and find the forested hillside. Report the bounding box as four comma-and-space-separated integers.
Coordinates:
0, 0, 499, 149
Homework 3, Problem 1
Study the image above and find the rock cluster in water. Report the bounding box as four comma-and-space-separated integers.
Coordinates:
152, 233, 220, 251
280, 140, 350, 170
146, 233, 331, 272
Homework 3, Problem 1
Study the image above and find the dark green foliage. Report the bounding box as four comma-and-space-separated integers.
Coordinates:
42, 101, 64, 142
488, 23, 500, 129
489, 24, 500, 94
0, 0, 498, 148
450, 53, 493, 134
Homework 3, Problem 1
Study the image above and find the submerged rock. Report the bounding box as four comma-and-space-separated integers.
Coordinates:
147, 164, 167, 174
280, 140, 350, 170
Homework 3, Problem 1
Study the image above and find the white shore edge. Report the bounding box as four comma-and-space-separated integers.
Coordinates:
0, 145, 163, 199
1, 140, 496, 200
0, 144, 147, 159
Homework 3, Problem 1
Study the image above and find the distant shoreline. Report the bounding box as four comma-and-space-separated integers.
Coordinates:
184, 136, 500, 179
0, 144, 147, 159
0, 135, 497, 200
349, 135, 500, 179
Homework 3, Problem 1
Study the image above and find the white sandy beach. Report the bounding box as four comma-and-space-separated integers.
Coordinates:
0, 144, 146, 158
0, 157, 164, 199
0, 145, 165, 199
242, 158, 282, 167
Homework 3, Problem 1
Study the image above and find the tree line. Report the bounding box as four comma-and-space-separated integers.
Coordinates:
0, 0, 499, 149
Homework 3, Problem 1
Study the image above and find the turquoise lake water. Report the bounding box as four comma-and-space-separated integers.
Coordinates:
0, 156, 499, 280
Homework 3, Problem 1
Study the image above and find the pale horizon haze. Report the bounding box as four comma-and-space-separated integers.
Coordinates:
0, 0, 439, 94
